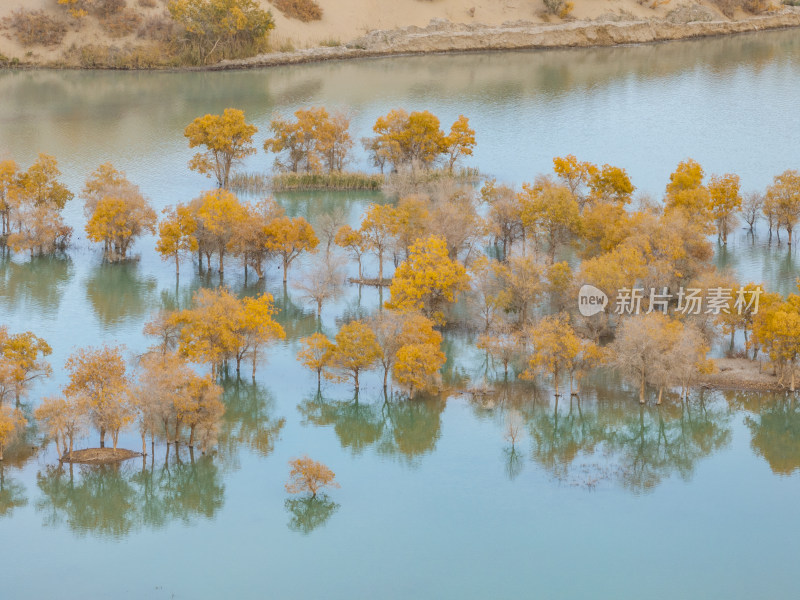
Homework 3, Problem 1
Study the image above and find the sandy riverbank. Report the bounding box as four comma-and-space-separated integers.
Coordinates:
213, 10, 800, 70
699, 358, 785, 392
0, 1, 798, 69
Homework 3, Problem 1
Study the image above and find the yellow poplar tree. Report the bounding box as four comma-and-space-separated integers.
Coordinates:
184, 108, 258, 188
444, 115, 476, 173
263, 216, 319, 283
297, 333, 335, 386
326, 321, 382, 392
156, 204, 198, 276
393, 343, 446, 396
0, 405, 26, 461
708, 173, 742, 244
0, 328, 52, 405
387, 236, 470, 325
64, 345, 133, 450
194, 188, 247, 273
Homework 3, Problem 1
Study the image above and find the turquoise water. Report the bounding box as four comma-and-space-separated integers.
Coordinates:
1, 29, 800, 599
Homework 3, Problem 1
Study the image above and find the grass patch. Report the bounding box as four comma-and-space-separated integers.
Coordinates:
319, 38, 342, 47
229, 171, 272, 194
272, 0, 324, 22
272, 171, 385, 191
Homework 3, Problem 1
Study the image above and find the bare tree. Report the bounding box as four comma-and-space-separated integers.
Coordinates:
741, 191, 763, 231
293, 255, 346, 318
315, 207, 348, 257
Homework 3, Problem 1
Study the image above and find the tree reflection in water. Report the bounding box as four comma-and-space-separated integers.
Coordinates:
0, 464, 27, 518
469, 380, 733, 491
0, 255, 73, 317
728, 392, 800, 475
298, 390, 445, 465
35, 453, 224, 538
85, 261, 157, 329
284, 494, 339, 535
217, 378, 286, 471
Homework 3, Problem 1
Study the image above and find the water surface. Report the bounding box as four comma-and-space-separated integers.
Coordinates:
1, 30, 800, 600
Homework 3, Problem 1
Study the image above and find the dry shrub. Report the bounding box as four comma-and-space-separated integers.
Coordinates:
137, 14, 178, 42
93, 0, 128, 18
3, 10, 68, 47
743, 0, 771, 11
137, 0, 158, 7
543, 0, 573, 17
711, 0, 776, 16
65, 42, 174, 68
101, 9, 142, 38
272, 0, 323, 22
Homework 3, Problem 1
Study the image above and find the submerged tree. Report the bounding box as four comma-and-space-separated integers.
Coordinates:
64, 345, 133, 450
184, 108, 258, 187
285, 455, 339, 498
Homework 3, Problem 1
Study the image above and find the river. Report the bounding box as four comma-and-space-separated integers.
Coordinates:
1, 29, 799, 599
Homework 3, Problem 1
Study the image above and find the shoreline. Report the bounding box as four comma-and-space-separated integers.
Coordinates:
207, 11, 800, 72
1, 10, 799, 72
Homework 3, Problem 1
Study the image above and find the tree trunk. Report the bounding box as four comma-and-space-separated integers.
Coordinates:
639, 372, 646, 404
100, 427, 106, 448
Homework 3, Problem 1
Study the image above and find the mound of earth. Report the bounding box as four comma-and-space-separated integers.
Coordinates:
61, 448, 141, 464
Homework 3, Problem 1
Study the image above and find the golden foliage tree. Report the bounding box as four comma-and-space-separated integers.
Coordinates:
0, 405, 26, 462
34, 394, 88, 461
334, 224, 368, 279
359, 203, 395, 281
172, 288, 285, 378
0, 159, 19, 236
184, 108, 258, 187
519, 181, 581, 262
86, 194, 157, 261
16, 153, 73, 210
64, 345, 133, 449
521, 314, 597, 397
766, 170, 800, 245
444, 114, 476, 173
367, 109, 446, 172
264, 106, 353, 173
285, 455, 339, 498
168, 0, 275, 63
156, 204, 198, 276
193, 188, 247, 273
708, 173, 742, 244
326, 320, 382, 392
393, 343, 446, 396
387, 236, 470, 324
297, 333, 334, 385
263, 215, 319, 283
370, 310, 444, 390
664, 158, 713, 230
0, 327, 52, 405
